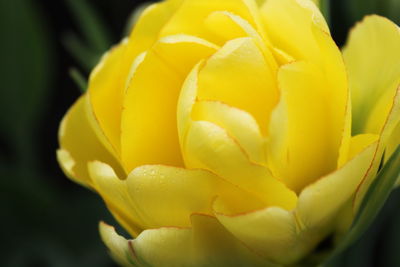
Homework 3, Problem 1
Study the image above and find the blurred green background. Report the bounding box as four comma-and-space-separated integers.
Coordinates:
0, 0, 399, 266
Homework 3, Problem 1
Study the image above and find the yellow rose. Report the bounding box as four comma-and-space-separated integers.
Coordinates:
57, 0, 400, 266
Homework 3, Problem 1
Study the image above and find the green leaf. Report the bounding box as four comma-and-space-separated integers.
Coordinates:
325, 146, 400, 265
69, 68, 88, 93
0, 0, 53, 167
344, 0, 400, 25
63, 32, 100, 72
65, 0, 111, 53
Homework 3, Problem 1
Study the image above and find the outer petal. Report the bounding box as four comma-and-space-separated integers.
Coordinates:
88, 40, 128, 155
124, 0, 184, 60
123, 165, 251, 228
342, 15, 400, 135
89, 161, 144, 236
100, 215, 270, 267
99, 222, 136, 267
213, 142, 377, 264
117, 0, 185, 93
90, 162, 264, 232
197, 37, 278, 134
121, 35, 217, 172
214, 203, 312, 265
57, 95, 124, 188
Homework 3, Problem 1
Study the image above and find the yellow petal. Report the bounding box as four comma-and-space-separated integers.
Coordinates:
312, 24, 349, 160
88, 41, 128, 155
197, 37, 278, 134
343, 15, 400, 135
131, 226, 192, 267
124, 165, 229, 228
190, 214, 268, 267
99, 222, 137, 267
204, 10, 278, 72
121, 35, 217, 172
122, 214, 269, 267
92, 1, 185, 156
192, 100, 266, 164
297, 139, 378, 229
184, 120, 297, 210
91, 161, 263, 230
261, 0, 329, 62
58, 95, 124, 187
214, 141, 378, 264
214, 203, 310, 264
267, 61, 340, 192
153, 34, 219, 75
177, 62, 204, 147
89, 161, 144, 236
348, 134, 380, 160
159, 0, 261, 44
120, 0, 185, 80
125, 0, 183, 58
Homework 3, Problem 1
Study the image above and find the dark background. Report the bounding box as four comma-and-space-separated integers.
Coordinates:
0, 0, 399, 266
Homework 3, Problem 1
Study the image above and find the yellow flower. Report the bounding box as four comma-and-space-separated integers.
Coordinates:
57, 0, 400, 266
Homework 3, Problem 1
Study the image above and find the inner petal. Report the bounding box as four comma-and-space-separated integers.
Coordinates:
268, 61, 339, 192
197, 37, 278, 135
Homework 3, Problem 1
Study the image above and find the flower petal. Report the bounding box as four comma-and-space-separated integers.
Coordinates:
116, 0, 186, 85
184, 120, 297, 210
89, 161, 144, 236
88, 41, 128, 155
90, 161, 264, 231
159, 0, 261, 44
124, 0, 184, 60
297, 139, 378, 229
102, 214, 270, 267
121, 35, 217, 172
197, 37, 278, 134
260, 0, 329, 62
203, 11, 277, 70
268, 61, 340, 192
58, 95, 124, 187
192, 100, 265, 164
123, 165, 232, 228
342, 15, 400, 135
177, 62, 203, 146
99, 222, 137, 267
214, 203, 310, 264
